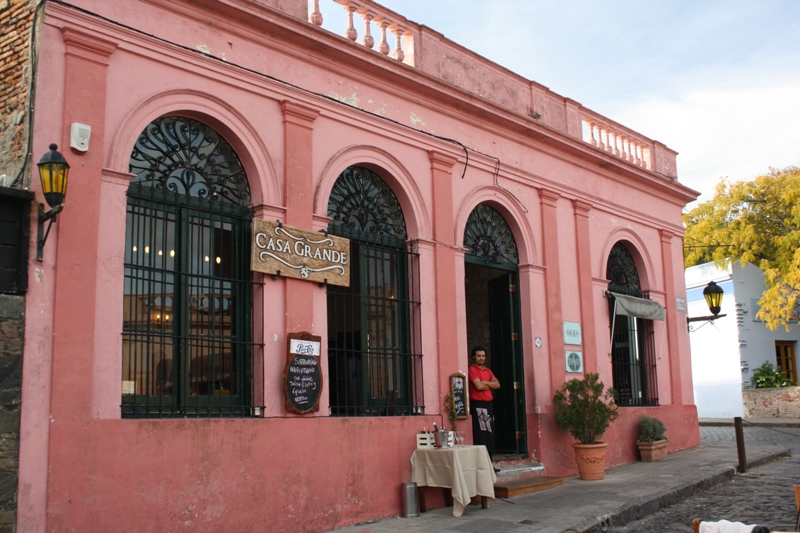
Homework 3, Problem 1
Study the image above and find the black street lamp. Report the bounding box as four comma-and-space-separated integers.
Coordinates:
687, 280, 726, 331
36, 144, 70, 261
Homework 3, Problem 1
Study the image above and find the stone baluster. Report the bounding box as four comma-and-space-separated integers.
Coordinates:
344, 5, 358, 41
359, 10, 375, 49
610, 130, 620, 156
377, 19, 390, 55
588, 122, 599, 146
595, 126, 604, 150
309, 0, 323, 26
633, 142, 642, 166
392, 25, 405, 61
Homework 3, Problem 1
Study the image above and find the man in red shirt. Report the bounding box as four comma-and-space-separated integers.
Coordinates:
468, 346, 500, 464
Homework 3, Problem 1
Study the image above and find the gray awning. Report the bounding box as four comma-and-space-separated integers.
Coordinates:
606, 291, 665, 321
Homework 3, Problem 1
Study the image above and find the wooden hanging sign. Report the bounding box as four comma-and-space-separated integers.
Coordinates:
283, 331, 323, 414
252, 219, 350, 287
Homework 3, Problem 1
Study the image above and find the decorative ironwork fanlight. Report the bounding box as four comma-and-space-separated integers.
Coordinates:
327, 166, 406, 240
463, 203, 518, 265
606, 242, 640, 295
129, 116, 250, 206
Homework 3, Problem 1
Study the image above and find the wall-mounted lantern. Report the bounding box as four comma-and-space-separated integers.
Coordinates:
687, 280, 726, 332
36, 144, 70, 261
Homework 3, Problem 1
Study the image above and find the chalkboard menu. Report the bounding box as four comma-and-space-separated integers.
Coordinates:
283, 332, 323, 414
450, 372, 468, 420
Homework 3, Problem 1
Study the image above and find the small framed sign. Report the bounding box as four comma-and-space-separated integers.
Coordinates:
449, 373, 469, 420
563, 322, 582, 346
565, 351, 583, 373
284, 331, 323, 414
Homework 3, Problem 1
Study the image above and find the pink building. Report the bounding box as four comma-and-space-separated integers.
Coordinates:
17, 0, 699, 531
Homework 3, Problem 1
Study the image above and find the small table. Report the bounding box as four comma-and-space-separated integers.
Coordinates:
410, 445, 496, 517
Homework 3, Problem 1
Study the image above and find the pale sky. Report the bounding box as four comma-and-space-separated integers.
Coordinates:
317, 0, 800, 209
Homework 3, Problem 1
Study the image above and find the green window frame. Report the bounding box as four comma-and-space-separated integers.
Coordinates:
607, 242, 659, 407
326, 167, 423, 416
121, 116, 257, 418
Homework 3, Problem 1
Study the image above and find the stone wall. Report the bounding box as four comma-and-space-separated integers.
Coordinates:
0, 0, 35, 186
743, 387, 800, 419
0, 296, 23, 532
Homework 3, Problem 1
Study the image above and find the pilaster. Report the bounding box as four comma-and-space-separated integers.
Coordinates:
573, 200, 597, 373
660, 229, 683, 404
539, 189, 564, 395
429, 150, 459, 404
50, 29, 118, 420
280, 100, 320, 335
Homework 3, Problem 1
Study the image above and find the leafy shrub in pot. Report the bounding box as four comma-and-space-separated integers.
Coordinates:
637, 415, 666, 443
553, 373, 619, 444
637, 415, 668, 462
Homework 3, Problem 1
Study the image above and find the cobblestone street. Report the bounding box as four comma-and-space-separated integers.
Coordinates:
611, 424, 800, 532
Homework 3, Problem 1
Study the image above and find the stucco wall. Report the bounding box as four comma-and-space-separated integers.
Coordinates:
743, 387, 800, 418
686, 263, 744, 418
16, 1, 700, 532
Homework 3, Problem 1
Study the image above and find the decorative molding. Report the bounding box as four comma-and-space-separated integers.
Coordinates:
573, 199, 592, 217
281, 100, 320, 129
101, 168, 134, 186
428, 150, 458, 173
61, 27, 118, 65
538, 189, 560, 207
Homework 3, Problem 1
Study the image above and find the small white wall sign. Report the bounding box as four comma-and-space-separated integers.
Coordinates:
565, 351, 583, 373
563, 322, 582, 346
290, 338, 321, 356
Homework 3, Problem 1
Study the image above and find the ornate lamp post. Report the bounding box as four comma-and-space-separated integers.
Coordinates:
687, 280, 726, 331
36, 144, 70, 260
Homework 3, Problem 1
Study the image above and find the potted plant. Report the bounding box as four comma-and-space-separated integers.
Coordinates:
553, 373, 619, 480
637, 415, 668, 462
443, 394, 458, 431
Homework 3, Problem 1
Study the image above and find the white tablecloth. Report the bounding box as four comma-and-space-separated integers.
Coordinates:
410, 445, 496, 517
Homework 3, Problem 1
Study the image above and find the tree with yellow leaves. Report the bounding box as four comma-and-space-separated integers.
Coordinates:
683, 165, 800, 330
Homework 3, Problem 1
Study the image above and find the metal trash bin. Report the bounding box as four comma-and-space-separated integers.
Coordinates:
401, 482, 419, 517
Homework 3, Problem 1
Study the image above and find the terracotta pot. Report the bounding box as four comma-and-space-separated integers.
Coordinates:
572, 442, 608, 480
637, 439, 668, 462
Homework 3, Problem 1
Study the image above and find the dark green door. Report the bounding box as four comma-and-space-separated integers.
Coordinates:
489, 272, 526, 454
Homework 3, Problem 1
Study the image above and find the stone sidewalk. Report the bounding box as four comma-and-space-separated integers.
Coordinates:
327, 443, 789, 532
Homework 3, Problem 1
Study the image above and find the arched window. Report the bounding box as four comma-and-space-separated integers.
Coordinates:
463, 203, 519, 265
326, 166, 422, 416
121, 116, 256, 418
606, 242, 659, 407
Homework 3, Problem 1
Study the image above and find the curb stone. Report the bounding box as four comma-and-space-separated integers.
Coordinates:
575, 449, 789, 533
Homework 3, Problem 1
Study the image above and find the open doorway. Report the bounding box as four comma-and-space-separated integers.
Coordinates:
464, 261, 527, 456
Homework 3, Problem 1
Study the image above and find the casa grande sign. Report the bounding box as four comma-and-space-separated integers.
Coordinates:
251, 219, 350, 287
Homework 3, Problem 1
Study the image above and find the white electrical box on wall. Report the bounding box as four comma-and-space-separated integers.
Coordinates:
70, 122, 91, 152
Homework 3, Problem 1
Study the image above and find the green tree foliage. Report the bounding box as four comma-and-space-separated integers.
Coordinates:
683, 165, 800, 330
751, 361, 796, 388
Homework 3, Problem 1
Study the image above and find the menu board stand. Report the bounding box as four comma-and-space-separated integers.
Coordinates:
450, 372, 468, 420
283, 331, 323, 414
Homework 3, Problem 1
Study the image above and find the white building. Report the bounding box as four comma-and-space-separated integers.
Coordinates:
686, 261, 800, 418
